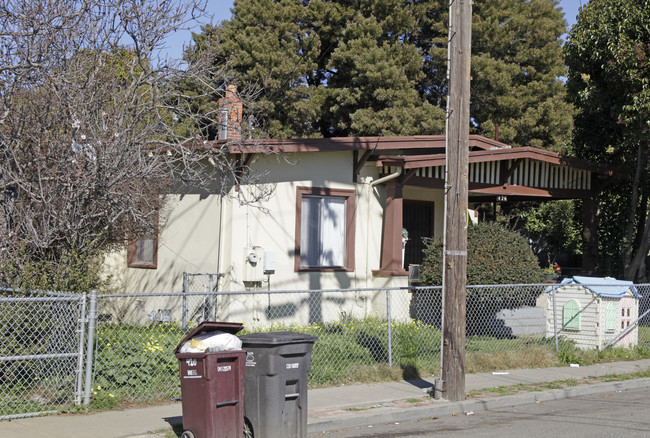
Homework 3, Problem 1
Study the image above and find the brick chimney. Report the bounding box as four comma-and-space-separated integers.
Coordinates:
217, 84, 243, 140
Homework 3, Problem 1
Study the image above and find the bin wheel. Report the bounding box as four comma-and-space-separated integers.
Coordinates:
181, 431, 195, 438
244, 418, 254, 438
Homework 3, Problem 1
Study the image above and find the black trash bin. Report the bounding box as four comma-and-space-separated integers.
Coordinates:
174, 321, 246, 438
239, 331, 318, 438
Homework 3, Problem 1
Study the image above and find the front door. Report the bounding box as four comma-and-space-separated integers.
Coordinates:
402, 200, 435, 269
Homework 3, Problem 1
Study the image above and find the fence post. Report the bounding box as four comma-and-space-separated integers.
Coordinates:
182, 273, 188, 331
207, 274, 213, 321
552, 285, 558, 354
386, 289, 393, 368
74, 292, 87, 405
83, 290, 98, 405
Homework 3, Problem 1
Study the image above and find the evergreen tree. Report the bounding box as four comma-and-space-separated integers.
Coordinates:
565, 0, 650, 280
193, 0, 572, 149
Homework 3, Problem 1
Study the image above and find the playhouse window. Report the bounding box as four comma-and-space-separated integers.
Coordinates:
605, 302, 617, 332
563, 300, 580, 330
295, 187, 355, 271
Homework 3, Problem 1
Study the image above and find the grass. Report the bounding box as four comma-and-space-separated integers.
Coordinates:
466, 368, 650, 399
4, 318, 650, 417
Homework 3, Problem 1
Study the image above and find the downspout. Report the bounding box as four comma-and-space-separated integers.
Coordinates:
216, 194, 226, 290
365, 167, 403, 287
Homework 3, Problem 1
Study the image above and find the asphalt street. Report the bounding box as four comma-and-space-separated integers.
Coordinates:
310, 386, 650, 438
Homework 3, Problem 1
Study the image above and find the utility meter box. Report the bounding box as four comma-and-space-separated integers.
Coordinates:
243, 246, 264, 282
264, 250, 276, 274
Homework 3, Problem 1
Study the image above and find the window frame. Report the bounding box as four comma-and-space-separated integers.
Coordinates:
127, 215, 159, 269
605, 301, 617, 332
294, 186, 356, 272
563, 300, 580, 330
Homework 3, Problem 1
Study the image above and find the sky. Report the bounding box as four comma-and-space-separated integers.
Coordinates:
164, 0, 587, 59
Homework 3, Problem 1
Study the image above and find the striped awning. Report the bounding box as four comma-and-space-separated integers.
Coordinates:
377, 146, 611, 200
398, 158, 591, 191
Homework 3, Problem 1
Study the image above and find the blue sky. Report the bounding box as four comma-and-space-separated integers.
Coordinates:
165, 0, 586, 59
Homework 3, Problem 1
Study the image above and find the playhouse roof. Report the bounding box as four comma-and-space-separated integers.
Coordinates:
557, 276, 641, 299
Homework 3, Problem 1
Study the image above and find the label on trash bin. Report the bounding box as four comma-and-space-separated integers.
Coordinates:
186, 358, 197, 367
246, 352, 256, 367
217, 365, 232, 372
184, 369, 202, 379
286, 363, 299, 369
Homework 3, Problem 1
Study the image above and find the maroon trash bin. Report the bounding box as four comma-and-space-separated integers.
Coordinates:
174, 322, 246, 438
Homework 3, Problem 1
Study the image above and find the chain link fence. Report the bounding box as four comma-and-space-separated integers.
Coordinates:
0, 289, 87, 420
3, 281, 650, 419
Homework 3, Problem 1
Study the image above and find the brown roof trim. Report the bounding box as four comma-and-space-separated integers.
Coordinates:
218, 134, 510, 154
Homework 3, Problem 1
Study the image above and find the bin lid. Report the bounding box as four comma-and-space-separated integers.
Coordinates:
174, 321, 244, 353
239, 331, 318, 346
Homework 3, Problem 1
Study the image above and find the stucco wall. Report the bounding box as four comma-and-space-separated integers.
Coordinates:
103, 150, 461, 323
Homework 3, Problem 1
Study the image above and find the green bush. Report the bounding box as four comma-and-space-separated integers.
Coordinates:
420, 221, 543, 286
1, 246, 108, 293
92, 324, 181, 402
418, 222, 543, 334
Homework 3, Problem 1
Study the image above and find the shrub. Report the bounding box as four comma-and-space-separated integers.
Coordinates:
418, 222, 543, 334
0, 246, 108, 293
420, 221, 543, 286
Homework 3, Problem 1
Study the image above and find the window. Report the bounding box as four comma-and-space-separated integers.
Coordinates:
605, 302, 617, 331
127, 216, 159, 269
563, 300, 580, 330
295, 186, 355, 271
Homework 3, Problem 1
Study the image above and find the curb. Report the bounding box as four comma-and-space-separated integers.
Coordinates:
306, 378, 650, 434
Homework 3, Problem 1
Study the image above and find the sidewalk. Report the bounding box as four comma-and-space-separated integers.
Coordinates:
2, 359, 650, 438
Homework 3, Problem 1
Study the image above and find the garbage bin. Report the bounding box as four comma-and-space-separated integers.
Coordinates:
239, 331, 318, 438
174, 322, 246, 438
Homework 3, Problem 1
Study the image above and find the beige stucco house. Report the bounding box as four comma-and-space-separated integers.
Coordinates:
103, 88, 614, 305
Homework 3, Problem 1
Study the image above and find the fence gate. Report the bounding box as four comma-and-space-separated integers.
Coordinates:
0, 291, 87, 420
182, 273, 223, 329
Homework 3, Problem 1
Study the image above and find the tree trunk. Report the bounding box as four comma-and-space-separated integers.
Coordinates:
623, 141, 648, 280
581, 197, 599, 275
627, 200, 650, 282
624, 139, 650, 280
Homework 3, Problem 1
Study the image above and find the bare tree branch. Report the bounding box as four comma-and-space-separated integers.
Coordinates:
0, 0, 271, 282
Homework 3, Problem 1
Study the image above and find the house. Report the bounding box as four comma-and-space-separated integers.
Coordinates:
540, 276, 641, 350
102, 86, 618, 325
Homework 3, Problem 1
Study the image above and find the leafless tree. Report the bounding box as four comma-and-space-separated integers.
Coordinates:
0, 0, 268, 286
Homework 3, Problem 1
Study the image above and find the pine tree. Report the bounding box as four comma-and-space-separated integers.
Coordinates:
192, 0, 572, 149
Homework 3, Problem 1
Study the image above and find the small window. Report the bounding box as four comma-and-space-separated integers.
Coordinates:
563, 300, 580, 330
295, 186, 355, 271
605, 302, 617, 331
127, 215, 159, 269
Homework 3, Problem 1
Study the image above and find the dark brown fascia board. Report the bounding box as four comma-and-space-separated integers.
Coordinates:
222, 136, 445, 153
217, 134, 510, 154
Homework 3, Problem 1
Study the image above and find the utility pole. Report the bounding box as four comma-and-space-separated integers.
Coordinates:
439, 0, 472, 402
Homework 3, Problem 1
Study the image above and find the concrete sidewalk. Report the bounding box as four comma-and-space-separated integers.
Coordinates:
2, 359, 650, 438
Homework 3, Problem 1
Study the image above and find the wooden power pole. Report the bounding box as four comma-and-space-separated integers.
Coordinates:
439, 0, 472, 402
